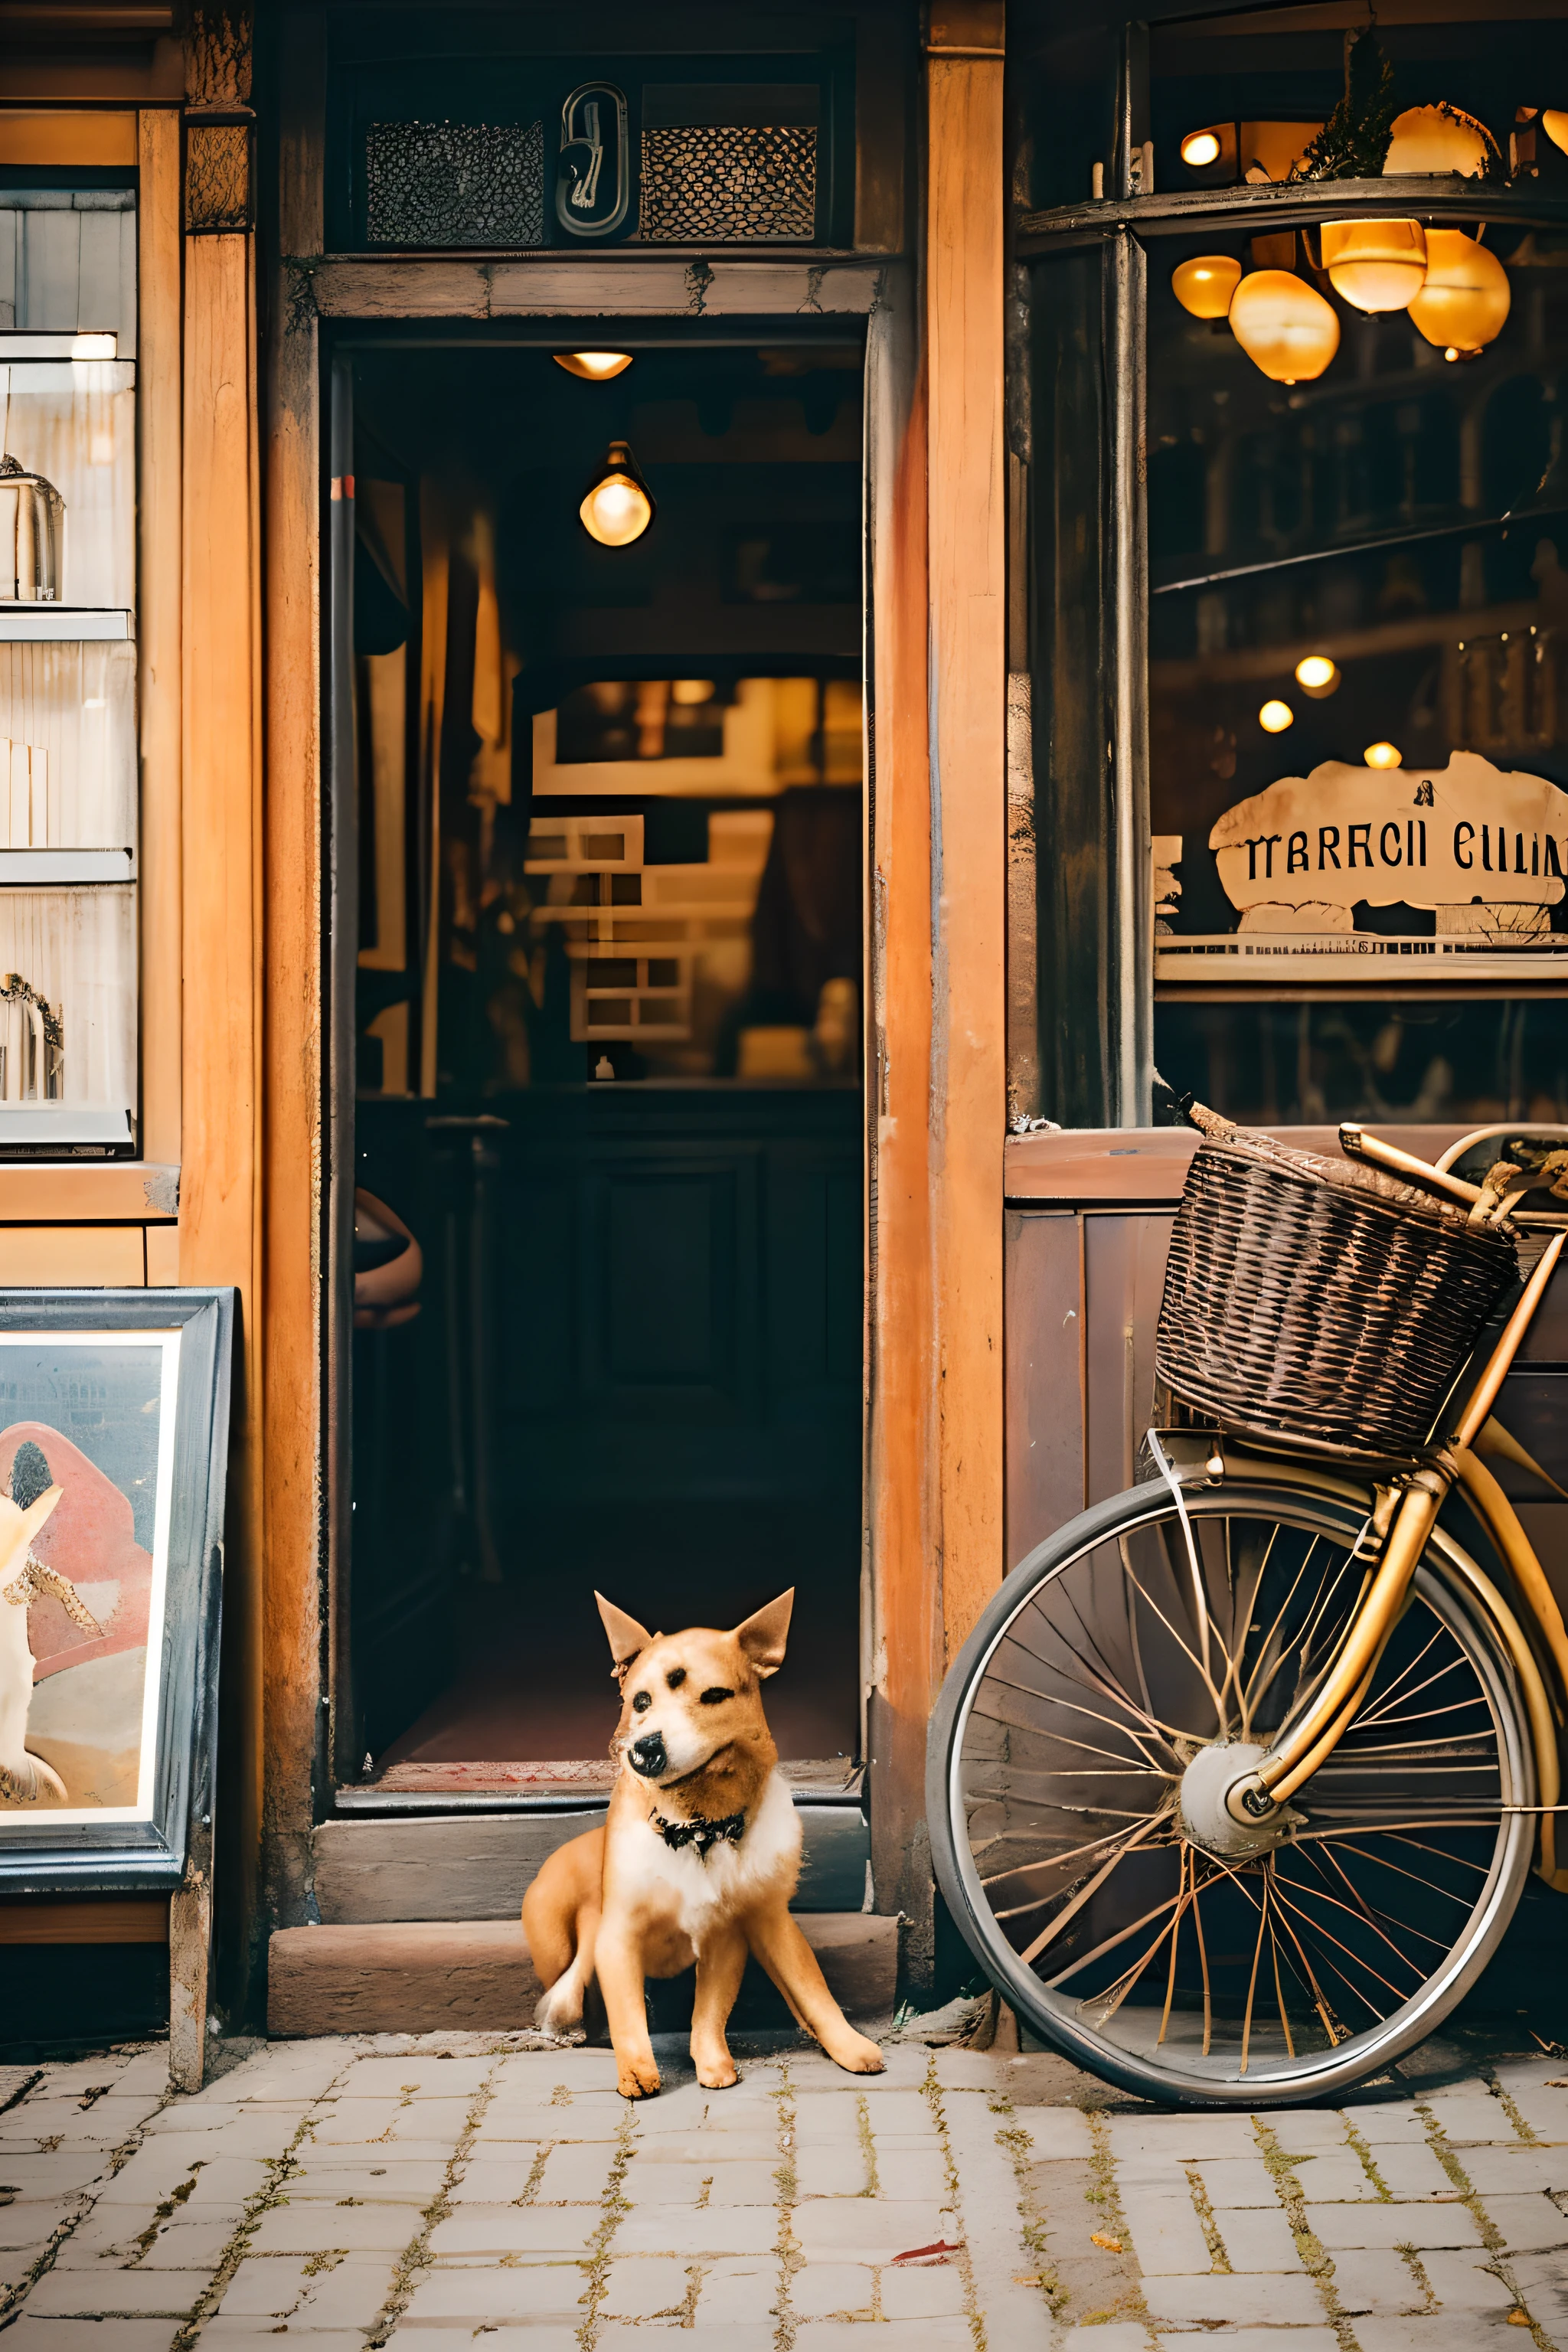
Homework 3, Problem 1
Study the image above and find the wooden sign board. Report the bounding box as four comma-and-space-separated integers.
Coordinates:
1157, 753, 1568, 982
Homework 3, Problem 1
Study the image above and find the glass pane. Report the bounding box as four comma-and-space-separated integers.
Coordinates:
0, 360, 135, 612
1124, 12, 1568, 1119
1149, 223, 1568, 982
0, 640, 136, 846
1156, 995, 1568, 1125
0, 887, 135, 1146
1026, 247, 1118, 1126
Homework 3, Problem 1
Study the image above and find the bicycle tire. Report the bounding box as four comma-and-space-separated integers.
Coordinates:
929, 1471, 1535, 2107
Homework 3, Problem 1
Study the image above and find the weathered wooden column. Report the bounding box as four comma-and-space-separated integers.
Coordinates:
868, 0, 1006, 1984
176, 0, 263, 2082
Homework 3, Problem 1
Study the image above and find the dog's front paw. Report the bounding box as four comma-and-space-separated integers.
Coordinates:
616, 2056, 662, 2099
534, 1990, 585, 2044
695, 2056, 739, 2089
827, 2030, 886, 2075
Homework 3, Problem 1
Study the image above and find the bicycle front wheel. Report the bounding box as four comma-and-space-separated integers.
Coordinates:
929, 1473, 1536, 2105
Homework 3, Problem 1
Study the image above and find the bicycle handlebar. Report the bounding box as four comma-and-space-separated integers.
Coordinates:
1341, 1120, 1568, 1226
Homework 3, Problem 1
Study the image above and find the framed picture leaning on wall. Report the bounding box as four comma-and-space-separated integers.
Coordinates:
0, 1288, 234, 1889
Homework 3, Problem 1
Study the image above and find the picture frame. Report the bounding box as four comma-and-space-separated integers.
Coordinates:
0, 1286, 234, 1891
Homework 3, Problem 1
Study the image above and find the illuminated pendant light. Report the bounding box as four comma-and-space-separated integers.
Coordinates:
1383, 103, 1497, 178
1320, 218, 1427, 313
1364, 740, 1402, 769
1228, 270, 1341, 384
1295, 654, 1340, 697
554, 351, 634, 381
1181, 128, 1223, 168
1406, 229, 1511, 355
579, 440, 655, 547
1172, 254, 1243, 318
1259, 699, 1294, 733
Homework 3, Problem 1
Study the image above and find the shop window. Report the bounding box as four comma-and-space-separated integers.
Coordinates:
0, 186, 137, 1153
1019, 4, 1568, 1125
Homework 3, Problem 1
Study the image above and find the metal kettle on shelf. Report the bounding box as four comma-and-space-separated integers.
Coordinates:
0, 456, 64, 603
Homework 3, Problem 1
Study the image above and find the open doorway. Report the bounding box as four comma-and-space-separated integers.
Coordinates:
336, 333, 867, 1800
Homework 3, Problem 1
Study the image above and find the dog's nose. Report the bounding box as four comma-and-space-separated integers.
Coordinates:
629, 1733, 667, 1778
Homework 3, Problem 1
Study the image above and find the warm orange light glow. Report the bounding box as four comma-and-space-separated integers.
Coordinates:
554, 351, 635, 381
1384, 103, 1497, 178
1407, 230, 1511, 355
1181, 129, 1223, 168
580, 442, 655, 547
1295, 655, 1339, 696
1259, 700, 1294, 733
1171, 255, 1243, 319
1227, 270, 1341, 384
1321, 218, 1427, 314
671, 680, 714, 704
1364, 741, 1402, 769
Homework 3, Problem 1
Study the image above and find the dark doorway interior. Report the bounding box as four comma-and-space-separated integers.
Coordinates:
341, 338, 867, 1789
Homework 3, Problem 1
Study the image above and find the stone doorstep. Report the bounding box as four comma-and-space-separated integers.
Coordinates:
266, 1913, 897, 2037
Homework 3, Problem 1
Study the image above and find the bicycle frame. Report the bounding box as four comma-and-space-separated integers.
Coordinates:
1224, 1122, 1568, 1881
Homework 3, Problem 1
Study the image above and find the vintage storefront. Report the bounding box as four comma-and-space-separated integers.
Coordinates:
0, 0, 1563, 2069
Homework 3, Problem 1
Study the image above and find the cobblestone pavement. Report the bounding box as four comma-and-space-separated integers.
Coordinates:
2, 2027, 1567, 2349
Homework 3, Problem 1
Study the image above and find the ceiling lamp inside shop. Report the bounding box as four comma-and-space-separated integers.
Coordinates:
1259, 699, 1294, 732
1406, 229, 1511, 354
579, 440, 655, 547
1172, 254, 1243, 318
1181, 129, 1223, 168
1364, 741, 1403, 769
1227, 270, 1341, 384
1295, 655, 1340, 697
554, 351, 635, 381
1382, 103, 1498, 178
1321, 217, 1427, 312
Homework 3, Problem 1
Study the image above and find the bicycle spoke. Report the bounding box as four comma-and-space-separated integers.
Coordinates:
1240, 1869, 1269, 2074
1158, 1847, 1189, 2047
949, 1491, 1526, 2099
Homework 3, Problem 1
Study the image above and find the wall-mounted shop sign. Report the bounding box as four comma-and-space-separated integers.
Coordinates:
554, 82, 629, 239
0, 1289, 233, 1890
1155, 753, 1568, 982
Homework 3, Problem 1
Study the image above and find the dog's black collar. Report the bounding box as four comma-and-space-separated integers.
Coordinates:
650, 1807, 746, 1860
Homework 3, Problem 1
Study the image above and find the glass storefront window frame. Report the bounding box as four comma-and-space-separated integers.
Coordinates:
1013, 56, 1568, 1132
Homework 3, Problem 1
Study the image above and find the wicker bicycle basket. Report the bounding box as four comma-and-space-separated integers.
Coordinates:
1154, 1110, 1518, 1459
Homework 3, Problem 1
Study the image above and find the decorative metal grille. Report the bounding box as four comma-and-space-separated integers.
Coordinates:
364, 119, 544, 248
639, 125, 816, 242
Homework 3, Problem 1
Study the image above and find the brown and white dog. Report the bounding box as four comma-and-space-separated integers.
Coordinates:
521, 1589, 884, 2099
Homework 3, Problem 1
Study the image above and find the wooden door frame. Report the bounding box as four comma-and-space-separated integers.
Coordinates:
258, 4, 1006, 2001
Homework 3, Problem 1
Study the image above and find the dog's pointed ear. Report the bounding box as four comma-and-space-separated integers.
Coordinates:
596, 1592, 654, 1684
734, 1589, 794, 1678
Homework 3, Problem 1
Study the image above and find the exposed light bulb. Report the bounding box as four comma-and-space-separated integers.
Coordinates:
554, 351, 635, 381
1172, 255, 1242, 320
1181, 129, 1222, 168
1294, 655, 1339, 697
1364, 741, 1402, 769
579, 441, 655, 547
1259, 700, 1294, 733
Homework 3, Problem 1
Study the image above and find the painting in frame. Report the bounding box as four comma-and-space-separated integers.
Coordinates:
0, 1288, 233, 1890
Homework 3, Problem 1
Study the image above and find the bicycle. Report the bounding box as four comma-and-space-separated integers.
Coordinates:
929, 1109, 1568, 2106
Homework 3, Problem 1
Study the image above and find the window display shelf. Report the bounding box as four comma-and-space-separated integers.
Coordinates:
1018, 176, 1568, 254
0, 609, 132, 642
0, 851, 132, 883
0, 1102, 133, 1154
0, 335, 118, 361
